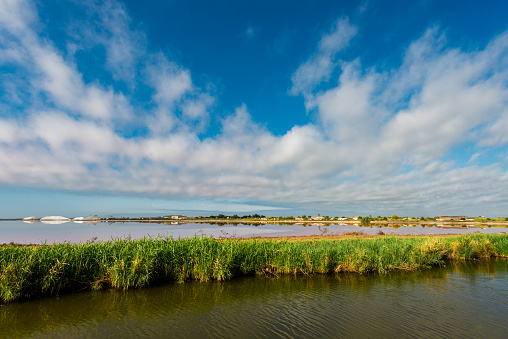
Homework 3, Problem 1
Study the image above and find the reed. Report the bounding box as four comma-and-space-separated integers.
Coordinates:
1, 234, 507, 302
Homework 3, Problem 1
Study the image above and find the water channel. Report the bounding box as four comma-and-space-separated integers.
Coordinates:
1, 221, 506, 244
1, 259, 507, 338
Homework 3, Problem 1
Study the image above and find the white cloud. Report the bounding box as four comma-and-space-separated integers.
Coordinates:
318, 17, 358, 55
1, 3, 508, 215
468, 152, 483, 163
0, 0, 37, 33
315, 61, 379, 141
181, 93, 214, 120
0, 119, 17, 143
30, 112, 124, 154
290, 17, 358, 96
0, 1, 133, 123
96, 0, 144, 82
147, 55, 193, 105
480, 110, 508, 147
62, 0, 145, 84
34, 47, 131, 121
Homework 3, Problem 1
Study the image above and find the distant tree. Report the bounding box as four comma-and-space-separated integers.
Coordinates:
391, 215, 400, 220
360, 216, 371, 226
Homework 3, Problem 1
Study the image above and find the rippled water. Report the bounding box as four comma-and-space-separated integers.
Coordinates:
1, 259, 507, 338
1, 220, 506, 244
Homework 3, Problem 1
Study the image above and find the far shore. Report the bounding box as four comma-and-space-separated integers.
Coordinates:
83, 218, 508, 227
187, 219, 508, 227
3, 218, 508, 227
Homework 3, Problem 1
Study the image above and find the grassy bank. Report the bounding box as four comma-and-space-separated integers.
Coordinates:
1, 234, 508, 302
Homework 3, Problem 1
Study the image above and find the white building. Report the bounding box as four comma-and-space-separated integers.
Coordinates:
170, 215, 188, 220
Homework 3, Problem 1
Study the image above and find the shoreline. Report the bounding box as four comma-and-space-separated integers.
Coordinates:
4, 218, 508, 227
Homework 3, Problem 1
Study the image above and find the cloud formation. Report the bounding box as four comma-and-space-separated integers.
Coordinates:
290, 18, 358, 98
1, 0, 508, 215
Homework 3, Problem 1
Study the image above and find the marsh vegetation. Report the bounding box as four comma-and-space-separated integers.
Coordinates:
1, 234, 507, 302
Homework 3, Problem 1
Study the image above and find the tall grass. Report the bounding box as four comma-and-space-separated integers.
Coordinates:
1, 234, 507, 302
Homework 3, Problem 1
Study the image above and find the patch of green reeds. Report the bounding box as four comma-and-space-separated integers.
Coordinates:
1, 233, 507, 302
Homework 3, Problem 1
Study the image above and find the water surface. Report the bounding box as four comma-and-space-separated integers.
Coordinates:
0, 220, 506, 244
1, 259, 507, 338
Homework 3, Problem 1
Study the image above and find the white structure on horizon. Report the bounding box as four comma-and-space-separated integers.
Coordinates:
23, 216, 39, 223
169, 215, 188, 220
73, 217, 85, 223
40, 216, 70, 224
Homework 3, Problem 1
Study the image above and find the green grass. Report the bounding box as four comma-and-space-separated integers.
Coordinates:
1, 234, 507, 302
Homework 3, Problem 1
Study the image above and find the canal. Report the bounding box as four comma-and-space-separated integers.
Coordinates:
1, 259, 507, 338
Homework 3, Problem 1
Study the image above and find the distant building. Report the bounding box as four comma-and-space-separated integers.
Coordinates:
437, 216, 466, 221
169, 215, 188, 220
23, 216, 39, 221
310, 216, 324, 221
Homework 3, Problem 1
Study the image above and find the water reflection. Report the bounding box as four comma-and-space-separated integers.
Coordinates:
1, 259, 507, 338
40, 220, 69, 225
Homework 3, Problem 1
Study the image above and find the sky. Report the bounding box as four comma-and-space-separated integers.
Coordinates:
0, 0, 508, 218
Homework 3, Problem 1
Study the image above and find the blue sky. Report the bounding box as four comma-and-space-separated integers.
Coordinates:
1, 0, 508, 218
